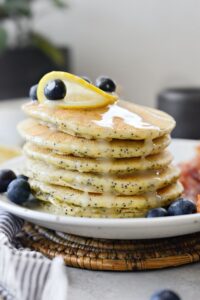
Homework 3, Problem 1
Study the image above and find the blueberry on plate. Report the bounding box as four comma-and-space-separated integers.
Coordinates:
44, 79, 66, 100
81, 76, 92, 83
7, 178, 31, 205
146, 207, 168, 218
150, 289, 181, 300
29, 84, 38, 101
95, 76, 116, 92
0, 169, 16, 193
17, 174, 28, 181
168, 198, 197, 216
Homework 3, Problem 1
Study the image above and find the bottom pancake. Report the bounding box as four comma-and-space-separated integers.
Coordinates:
29, 179, 183, 218
36, 202, 147, 218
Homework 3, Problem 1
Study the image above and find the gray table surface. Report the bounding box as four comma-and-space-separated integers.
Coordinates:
67, 263, 200, 300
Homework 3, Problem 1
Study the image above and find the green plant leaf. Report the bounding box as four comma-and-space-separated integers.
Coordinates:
0, 0, 31, 18
51, 0, 67, 8
0, 7, 9, 20
30, 32, 65, 66
0, 27, 7, 52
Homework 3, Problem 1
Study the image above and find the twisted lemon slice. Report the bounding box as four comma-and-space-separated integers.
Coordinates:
37, 71, 118, 109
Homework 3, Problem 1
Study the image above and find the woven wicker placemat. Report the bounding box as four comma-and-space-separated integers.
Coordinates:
18, 223, 200, 271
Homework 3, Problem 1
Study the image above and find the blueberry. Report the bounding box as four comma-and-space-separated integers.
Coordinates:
7, 179, 31, 205
146, 207, 168, 218
44, 79, 66, 100
150, 290, 181, 300
81, 76, 92, 83
168, 198, 197, 216
95, 76, 116, 92
17, 174, 28, 181
0, 169, 16, 193
29, 84, 38, 101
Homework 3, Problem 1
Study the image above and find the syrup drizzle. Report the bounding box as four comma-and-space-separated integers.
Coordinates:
93, 103, 160, 130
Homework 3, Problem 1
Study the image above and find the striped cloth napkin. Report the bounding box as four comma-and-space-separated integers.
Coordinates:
0, 210, 68, 300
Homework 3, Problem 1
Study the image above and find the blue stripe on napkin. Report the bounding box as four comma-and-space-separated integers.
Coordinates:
0, 210, 68, 300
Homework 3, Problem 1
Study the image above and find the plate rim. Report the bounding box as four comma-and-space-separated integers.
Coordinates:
0, 194, 200, 228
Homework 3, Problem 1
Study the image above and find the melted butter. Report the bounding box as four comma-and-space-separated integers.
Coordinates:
81, 191, 90, 207
96, 139, 116, 207
146, 191, 162, 206
129, 169, 161, 178
96, 140, 111, 155
144, 139, 154, 154
103, 192, 116, 208
93, 103, 160, 130
74, 174, 83, 185
75, 160, 84, 172
138, 138, 155, 171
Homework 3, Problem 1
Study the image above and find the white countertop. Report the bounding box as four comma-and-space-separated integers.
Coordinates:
0, 98, 26, 146
67, 264, 199, 300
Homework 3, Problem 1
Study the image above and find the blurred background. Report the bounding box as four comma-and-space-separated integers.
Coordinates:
1, 0, 200, 146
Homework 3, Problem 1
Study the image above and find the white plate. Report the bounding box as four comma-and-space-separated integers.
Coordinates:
0, 138, 200, 240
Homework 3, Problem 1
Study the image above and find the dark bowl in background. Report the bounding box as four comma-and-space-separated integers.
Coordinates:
157, 88, 200, 139
0, 46, 71, 100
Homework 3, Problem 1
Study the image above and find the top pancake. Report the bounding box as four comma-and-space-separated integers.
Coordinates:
22, 100, 175, 140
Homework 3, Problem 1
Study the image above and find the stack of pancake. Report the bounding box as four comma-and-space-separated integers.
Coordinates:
18, 100, 183, 218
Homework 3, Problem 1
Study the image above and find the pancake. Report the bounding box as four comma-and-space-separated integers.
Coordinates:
22, 100, 175, 140
29, 179, 183, 218
30, 179, 183, 209
24, 143, 173, 174
26, 159, 180, 195
39, 202, 146, 218
18, 119, 171, 158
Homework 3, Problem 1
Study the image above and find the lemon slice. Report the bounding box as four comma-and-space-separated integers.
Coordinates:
37, 71, 118, 109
